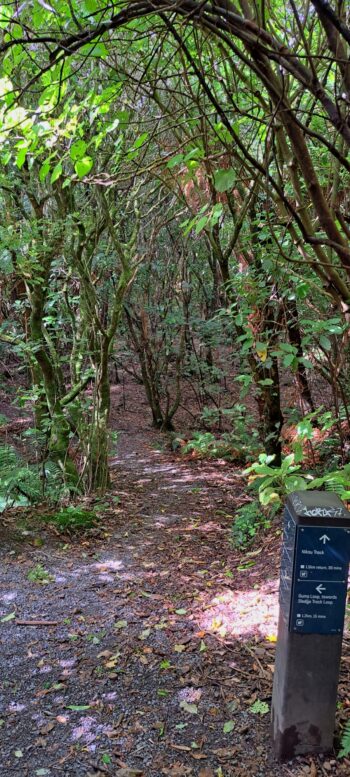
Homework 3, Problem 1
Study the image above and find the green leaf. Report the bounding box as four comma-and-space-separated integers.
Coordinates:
250, 700, 269, 715
139, 628, 151, 640
195, 216, 208, 234
283, 353, 297, 368
75, 156, 93, 178
39, 160, 50, 182
175, 608, 187, 615
102, 754, 111, 765
70, 140, 87, 161
214, 167, 235, 192
1, 611, 16, 622
179, 701, 198, 714
130, 132, 149, 151
66, 705, 91, 711
114, 619, 127, 629
223, 720, 235, 733
16, 148, 27, 169
259, 487, 281, 506
51, 162, 62, 183
167, 153, 184, 169
320, 335, 331, 351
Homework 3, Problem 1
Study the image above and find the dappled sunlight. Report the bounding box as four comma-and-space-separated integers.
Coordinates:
72, 715, 100, 747
1, 590, 18, 603
196, 578, 279, 640
93, 558, 124, 572
8, 702, 26, 713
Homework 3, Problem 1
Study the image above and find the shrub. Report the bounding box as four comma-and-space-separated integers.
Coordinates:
231, 501, 271, 548
40, 506, 98, 531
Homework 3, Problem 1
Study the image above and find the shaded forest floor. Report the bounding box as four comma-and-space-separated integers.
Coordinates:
0, 378, 349, 776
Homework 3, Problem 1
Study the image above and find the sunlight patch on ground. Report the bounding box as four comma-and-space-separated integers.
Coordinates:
93, 558, 124, 572
0, 590, 18, 604
196, 579, 279, 639
8, 702, 26, 713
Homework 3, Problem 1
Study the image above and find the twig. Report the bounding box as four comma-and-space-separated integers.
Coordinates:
16, 620, 58, 626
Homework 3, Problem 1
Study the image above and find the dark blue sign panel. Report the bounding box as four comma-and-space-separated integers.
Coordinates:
290, 526, 350, 634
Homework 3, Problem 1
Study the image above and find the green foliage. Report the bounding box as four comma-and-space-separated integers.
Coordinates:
40, 506, 98, 531
0, 444, 66, 511
310, 465, 350, 500
245, 453, 308, 509
27, 564, 53, 584
231, 501, 271, 548
183, 405, 260, 462
246, 453, 350, 510
249, 700, 269, 715
182, 431, 245, 461
338, 720, 350, 759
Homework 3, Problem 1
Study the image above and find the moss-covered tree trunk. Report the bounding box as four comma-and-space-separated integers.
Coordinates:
29, 283, 79, 487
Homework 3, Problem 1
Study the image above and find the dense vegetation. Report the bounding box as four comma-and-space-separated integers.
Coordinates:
1, 0, 350, 512
2, 3, 350, 772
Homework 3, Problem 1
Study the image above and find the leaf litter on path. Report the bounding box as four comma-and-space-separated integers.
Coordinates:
0, 378, 349, 776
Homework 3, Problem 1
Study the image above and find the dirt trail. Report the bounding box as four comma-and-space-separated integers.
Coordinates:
0, 380, 349, 776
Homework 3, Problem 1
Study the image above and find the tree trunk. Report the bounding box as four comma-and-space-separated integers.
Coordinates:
285, 298, 315, 414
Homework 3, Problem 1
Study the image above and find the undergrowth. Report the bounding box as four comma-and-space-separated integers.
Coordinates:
231, 501, 272, 548
0, 444, 68, 512
40, 506, 98, 532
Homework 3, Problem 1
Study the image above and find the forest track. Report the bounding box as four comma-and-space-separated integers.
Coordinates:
0, 378, 349, 776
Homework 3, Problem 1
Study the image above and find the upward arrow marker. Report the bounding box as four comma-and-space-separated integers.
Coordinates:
319, 534, 331, 544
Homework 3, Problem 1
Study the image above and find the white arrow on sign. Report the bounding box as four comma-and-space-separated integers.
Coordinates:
319, 534, 330, 544
316, 584, 326, 594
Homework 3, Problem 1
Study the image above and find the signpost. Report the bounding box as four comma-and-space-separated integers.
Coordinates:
271, 491, 350, 759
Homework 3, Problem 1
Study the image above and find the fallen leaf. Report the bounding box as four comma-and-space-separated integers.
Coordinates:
211, 747, 237, 759
39, 722, 55, 735
56, 715, 67, 724
139, 628, 151, 640
179, 701, 198, 714
1, 611, 16, 622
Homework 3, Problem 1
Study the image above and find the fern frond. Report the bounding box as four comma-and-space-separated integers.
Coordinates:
339, 720, 350, 758
0, 445, 65, 509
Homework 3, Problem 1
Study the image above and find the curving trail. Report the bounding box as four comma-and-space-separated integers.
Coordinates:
0, 378, 348, 776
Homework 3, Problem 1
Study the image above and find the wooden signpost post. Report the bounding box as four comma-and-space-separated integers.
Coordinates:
272, 491, 350, 759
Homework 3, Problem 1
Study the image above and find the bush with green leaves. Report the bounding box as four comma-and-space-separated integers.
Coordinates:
182, 431, 230, 458
200, 404, 260, 460
231, 500, 271, 548
182, 404, 260, 462
245, 453, 350, 510
0, 444, 67, 512
40, 506, 98, 532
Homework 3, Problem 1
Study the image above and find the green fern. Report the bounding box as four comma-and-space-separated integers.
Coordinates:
0, 445, 65, 510
339, 720, 350, 758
